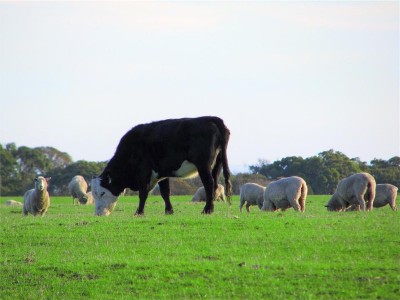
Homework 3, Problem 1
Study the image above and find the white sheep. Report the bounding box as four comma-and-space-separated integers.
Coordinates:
325, 172, 376, 211
192, 184, 226, 202
239, 183, 266, 212
262, 176, 307, 212
373, 184, 398, 210
348, 183, 398, 211
23, 176, 51, 216
86, 191, 94, 205
68, 175, 89, 205
5, 200, 22, 206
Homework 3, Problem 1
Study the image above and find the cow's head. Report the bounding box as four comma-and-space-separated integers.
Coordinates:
91, 175, 118, 216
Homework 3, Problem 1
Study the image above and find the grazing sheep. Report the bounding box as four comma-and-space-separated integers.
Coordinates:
192, 184, 226, 202
262, 176, 307, 212
239, 183, 266, 212
68, 175, 89, 205
325, 172, 376, 211
373, 184, 398, 210
5, 200, 22, 206
348, 183, 398, 211
23, 176, 51, 216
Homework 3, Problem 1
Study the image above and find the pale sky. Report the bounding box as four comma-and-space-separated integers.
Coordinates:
1, 1, 399, 173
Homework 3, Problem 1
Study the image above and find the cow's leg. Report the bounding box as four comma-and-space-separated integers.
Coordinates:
158, 178, 174, 215
198, 167, 215, 214
135, 189, 149, 216
212, 156, 222, 193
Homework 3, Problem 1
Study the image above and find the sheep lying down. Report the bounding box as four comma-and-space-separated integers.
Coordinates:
262, 176, 307, 212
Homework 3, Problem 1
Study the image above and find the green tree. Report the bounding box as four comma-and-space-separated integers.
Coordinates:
0, 143, 20, 196
36, 146, 72, 169
369, 156, 400, 188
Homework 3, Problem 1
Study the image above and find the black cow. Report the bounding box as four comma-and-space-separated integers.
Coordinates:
91, 116, 232, 216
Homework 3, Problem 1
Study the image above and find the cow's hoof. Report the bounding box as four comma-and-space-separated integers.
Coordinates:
134, 211, 144, 217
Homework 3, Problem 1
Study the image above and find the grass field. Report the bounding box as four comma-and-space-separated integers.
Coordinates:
1, 195, 399, 299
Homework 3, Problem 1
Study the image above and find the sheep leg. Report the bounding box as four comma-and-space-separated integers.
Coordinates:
158, 178, 174, 215
389, 199, 397, 211
246, 203, 251, 213
290, 199, 301, 212
239, 201, 244, 213
198, 167, 215, 214
356, 193, 366, 211
299, 194, 306, 212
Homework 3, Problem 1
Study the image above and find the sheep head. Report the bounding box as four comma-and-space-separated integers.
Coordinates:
34, 176, 51, 191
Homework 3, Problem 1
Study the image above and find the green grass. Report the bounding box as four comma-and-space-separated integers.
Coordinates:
1, 195, 399, 299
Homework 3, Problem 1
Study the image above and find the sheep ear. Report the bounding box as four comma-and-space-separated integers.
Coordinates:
46, 177, 52, 182
34, 177, 38, 182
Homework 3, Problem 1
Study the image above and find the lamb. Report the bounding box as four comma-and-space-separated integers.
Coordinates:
325, 172, 376, 211
348, 183, 398, 211
192, 184, 226, 202
23, 176, 51, 216
262, 176, 307, 212
68, 175, 89, 205
5, 200, 22, 206
239, 183, 266, 212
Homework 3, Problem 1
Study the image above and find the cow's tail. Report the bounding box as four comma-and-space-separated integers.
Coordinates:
214, 118, 232, 205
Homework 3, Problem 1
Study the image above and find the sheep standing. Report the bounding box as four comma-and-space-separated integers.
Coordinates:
373, 184, 398, 210
348, 183, 398, 211
262, 176, 307, 212
68, 175, 89, 205
192, 184, 226, 202
23, 176, 51, 216
325, 172, 376, 211
239, 183, 266, 212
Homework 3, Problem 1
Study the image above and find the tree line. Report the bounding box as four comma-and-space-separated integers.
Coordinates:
1, 143, 399, 196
